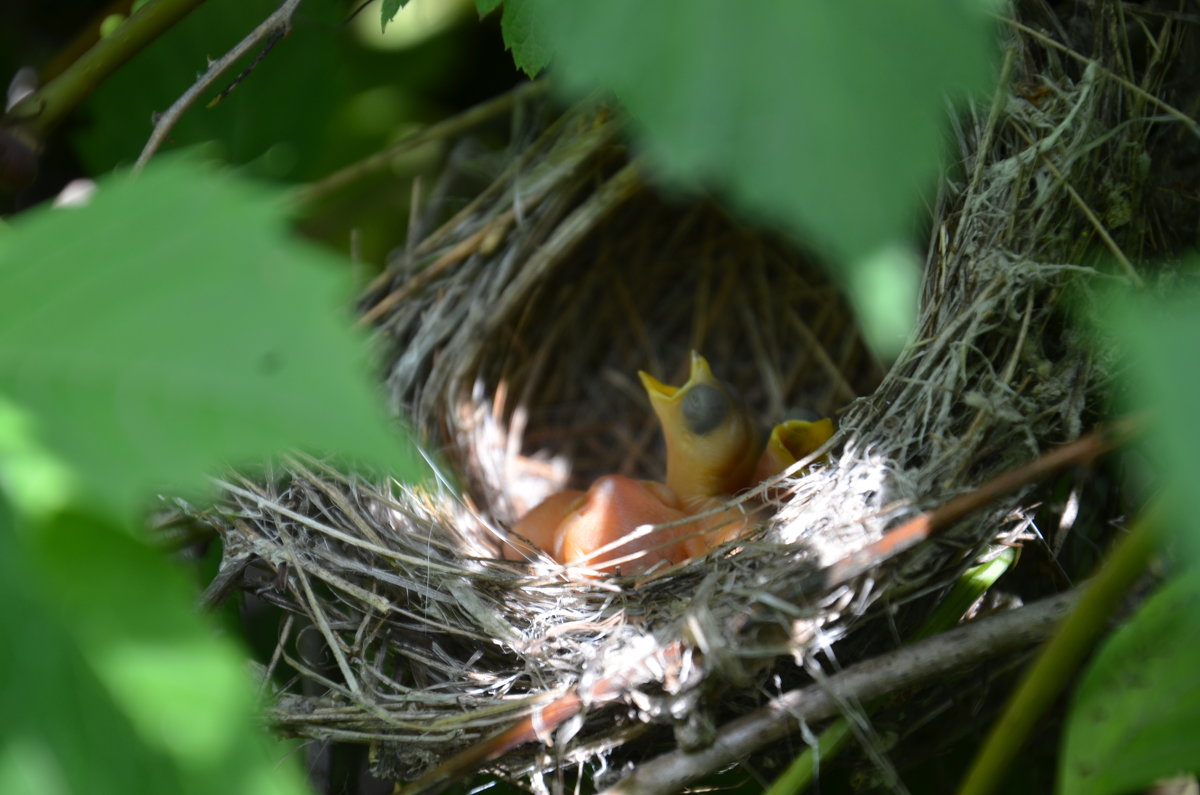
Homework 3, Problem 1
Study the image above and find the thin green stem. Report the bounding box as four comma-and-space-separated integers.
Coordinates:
763, 718, 853, 795
7, 0, 204, 142
957, 505, 1162, 795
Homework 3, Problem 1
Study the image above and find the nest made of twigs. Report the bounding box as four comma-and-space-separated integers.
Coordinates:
199, 4, 1199, 791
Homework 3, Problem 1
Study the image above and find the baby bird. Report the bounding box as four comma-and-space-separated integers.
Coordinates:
638, 352, 761, 509
507, 353, 834, 572
754, 417, 837, 482
637, 352, 763, 557
509, 476, 687, 571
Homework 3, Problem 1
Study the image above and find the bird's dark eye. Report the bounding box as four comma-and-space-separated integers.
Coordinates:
681, 384, 728, 435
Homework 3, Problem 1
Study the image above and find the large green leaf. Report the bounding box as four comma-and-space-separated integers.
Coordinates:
1110, 285, 1200, 561
0, 502, 310, 795
0, 154, 423, 517
1060, 572, 1200, 795
506, 0, 996, 353
1061, 278, 1200, 793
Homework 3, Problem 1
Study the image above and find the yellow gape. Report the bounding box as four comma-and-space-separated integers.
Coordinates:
754, 417, 837, 481
637, 352, 760, 509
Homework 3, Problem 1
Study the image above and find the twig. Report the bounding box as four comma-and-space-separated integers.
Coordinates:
1120, 3, 1200, 24
357, 211, 515, 327
276, 521, 363, 697
1011, 122, 1144, 287
817, 415, 1142, 591
205, 25, 288, 109
293, 81, 547, 207
764, 547, 1019, 795
966, 45, 1016, 197
603, 590, 1080, 795
957, 503, 1162, 795
6, 0, 205, 141
999, 15, 1200, 137
134, 0, 305, 171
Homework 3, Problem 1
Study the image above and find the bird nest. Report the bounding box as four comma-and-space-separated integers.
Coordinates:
199, 5, 1197, 792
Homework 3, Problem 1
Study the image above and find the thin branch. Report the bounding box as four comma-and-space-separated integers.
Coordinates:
1011, 123, 1144, 287
999, 15, 1200, 137
204, 25, 288, 109
763, 548, 1018, 795
293, 81, 548, 208
604, 590, 1080, 795
6, 0, 205, 141
134, 0, 305, 171
817, 415, 1142, 591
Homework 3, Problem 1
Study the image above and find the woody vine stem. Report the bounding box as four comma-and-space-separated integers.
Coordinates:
5, 0, 205, 145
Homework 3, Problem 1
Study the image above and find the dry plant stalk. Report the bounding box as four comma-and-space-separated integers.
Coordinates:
199, 4, 1197, 790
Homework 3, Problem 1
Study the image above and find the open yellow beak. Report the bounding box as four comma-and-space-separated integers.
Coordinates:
638, 352, 759, 506
638, 350, 713, 400
756, 418, 836, 480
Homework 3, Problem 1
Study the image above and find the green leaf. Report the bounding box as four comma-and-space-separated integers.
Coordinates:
912, 545, 1017, 642
499, 0, 551, 77
0, 395, 79, 516
846, 244, 922, 359
1060, 572, 1200, 795
522, 0, 996, 349
0, 155, 423, 518
0, 504, 311, 795
476, 0, 502, 16
1109, 283, 1200, 562
1064, 282, 1200, 793
381, 0, 408, 31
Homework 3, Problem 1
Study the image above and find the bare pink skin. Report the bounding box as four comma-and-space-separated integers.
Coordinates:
509, 475, 687, 573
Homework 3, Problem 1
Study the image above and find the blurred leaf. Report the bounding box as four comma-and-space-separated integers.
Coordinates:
380, 0, 409, 31
0, 587, 177, 792
516, 0, 995, 350
476, 0, 502, 15
1060, 572, 1200, 795
0, 502, 310, 795
1065, 282, 1200, 792
1109, 283, 1200, 561
526, 0, 995, 259
0, 395, 79, 517
846, 243, 923, 359
0, 154, 423, 518
0, 497, 176, 794
74, 0, 345, 180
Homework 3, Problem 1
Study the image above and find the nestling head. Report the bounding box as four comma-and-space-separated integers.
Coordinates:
638, 352, 760, 506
